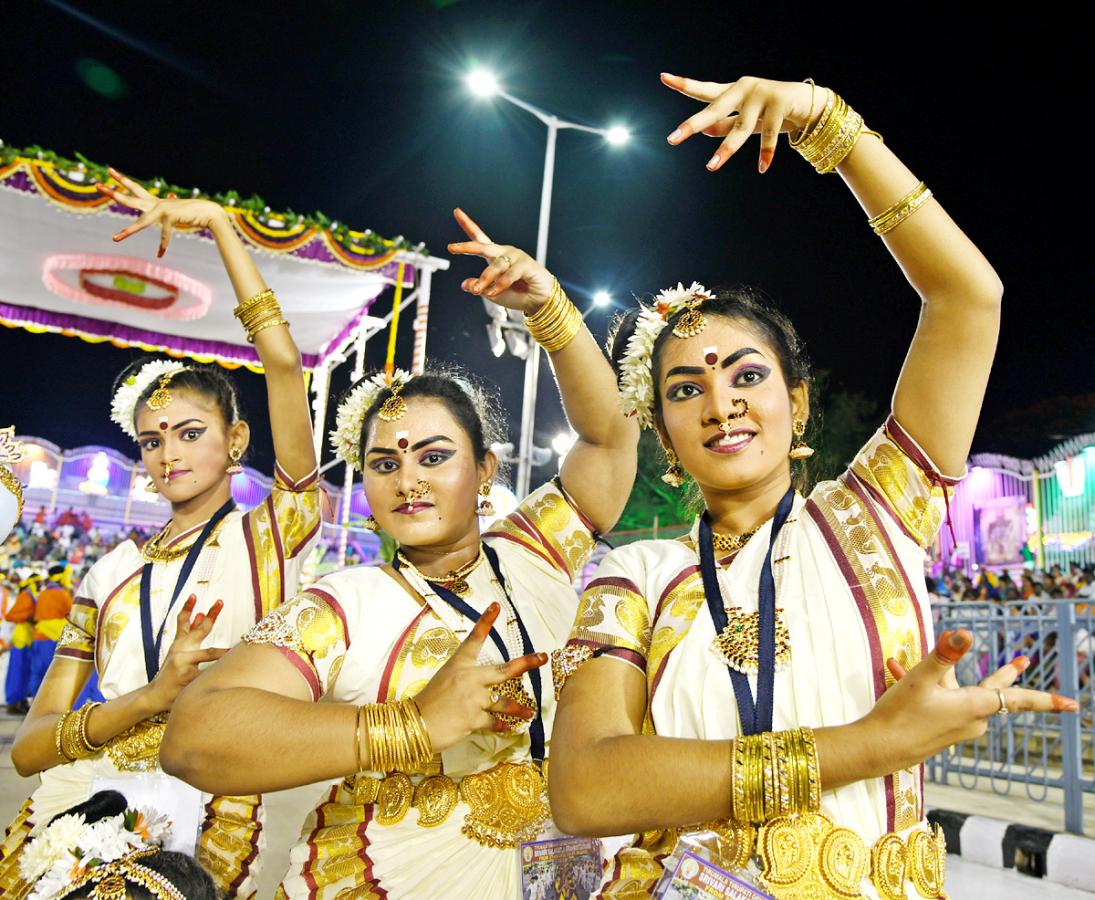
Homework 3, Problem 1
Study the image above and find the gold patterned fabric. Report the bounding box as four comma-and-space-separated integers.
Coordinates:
564, 416, 960, 898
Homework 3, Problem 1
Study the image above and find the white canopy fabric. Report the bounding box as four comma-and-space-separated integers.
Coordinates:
0, 156, 440, 371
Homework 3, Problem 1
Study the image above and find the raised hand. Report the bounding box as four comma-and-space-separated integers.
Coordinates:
446, 208, 556, 314
95, 167, 228, 258
413, 603, 547, 754
145, 595, 229, 714
863, 630, 1078, 775
662, 73, 823, 173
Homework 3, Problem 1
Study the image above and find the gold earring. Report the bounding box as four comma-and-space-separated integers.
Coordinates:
143, 478, 159, 494
661, 447, 685, 488
363, 515, 380, 532
476, 481, 495, 517
789, 419, 814, 460
225, 447, 244, 476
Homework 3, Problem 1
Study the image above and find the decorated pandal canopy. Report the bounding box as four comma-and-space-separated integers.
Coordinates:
0, 143, 449, 454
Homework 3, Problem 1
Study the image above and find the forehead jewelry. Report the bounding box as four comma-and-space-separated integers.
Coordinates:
378, 382, 408, 422
145, 371, 179, 411
671, 292, 710, 339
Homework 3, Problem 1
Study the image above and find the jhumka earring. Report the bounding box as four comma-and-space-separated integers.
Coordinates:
143, 478, 159, 495
225, 447, 244, 476
476, 481, 495, 517
789, 419, 815, 460
378, 383, 407, 422
145, 371, 178, 411
661, 447, 685, 488
363, 515, 380, 532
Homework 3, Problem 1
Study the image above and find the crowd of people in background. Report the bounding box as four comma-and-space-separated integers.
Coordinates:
929, 562, 1095, 606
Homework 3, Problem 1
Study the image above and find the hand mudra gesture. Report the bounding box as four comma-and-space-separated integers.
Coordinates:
662, 73, 824, 173
95, 167, 228, 257
447, 208, 556, 314
147, 595, 229, 714
413, 602, 548, 754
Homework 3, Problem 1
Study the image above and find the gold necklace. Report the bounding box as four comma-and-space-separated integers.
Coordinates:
710, 526, 759, 555
397, 547, 484, 597
140, 518, 229, 564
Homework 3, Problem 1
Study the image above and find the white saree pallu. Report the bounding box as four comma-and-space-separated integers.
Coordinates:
246, 479, 600, 900
0, 462, 320, 899
560, 416, 962, 900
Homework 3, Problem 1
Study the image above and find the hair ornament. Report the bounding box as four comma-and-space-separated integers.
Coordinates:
110, 361, 188, 440
330, 368, 413, 472
618, 281, 712, 429
21, 804, 175, 900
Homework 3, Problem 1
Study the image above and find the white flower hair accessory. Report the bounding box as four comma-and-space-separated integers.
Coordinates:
22, 805, 173, 899
618, 282, 713, 429
110, 360, 188, 440
330, 369, 413, 472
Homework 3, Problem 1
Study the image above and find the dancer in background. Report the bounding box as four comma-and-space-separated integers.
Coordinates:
549, 73, 1078, 898
160, 209, 639, 899
0, 169, 321, 898
25, 563, 73, 701
3, 570, 40, 716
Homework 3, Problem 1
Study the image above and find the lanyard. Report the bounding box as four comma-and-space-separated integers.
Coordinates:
394, 543, 545, 762
139, 499, 236, 683
698, 487, 794, 736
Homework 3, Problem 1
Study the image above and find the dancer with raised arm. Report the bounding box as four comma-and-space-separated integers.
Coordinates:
548, 74, 1078, 898
160, 209, 639, 899
0, 170, 321, 898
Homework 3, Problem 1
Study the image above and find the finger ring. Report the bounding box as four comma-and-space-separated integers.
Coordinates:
489, 690, 501, 705
995, 688, 1009, 717
497, 254, 513, 270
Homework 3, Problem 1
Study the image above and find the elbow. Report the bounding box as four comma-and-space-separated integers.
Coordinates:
11, 741, 39, 778
547, 754, 607, 836
159, 690, 212, 788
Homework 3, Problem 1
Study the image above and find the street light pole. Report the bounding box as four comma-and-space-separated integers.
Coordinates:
468, 74, 628, 498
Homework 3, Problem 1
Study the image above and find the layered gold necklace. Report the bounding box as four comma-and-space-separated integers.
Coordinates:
710, 526, 760, 556
140, 518, 229, 564
395, 548, 485, 597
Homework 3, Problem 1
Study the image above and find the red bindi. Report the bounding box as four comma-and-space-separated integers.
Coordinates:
158, 420, 169, 431
397, 438, 409, 450
704, 352, 718, 366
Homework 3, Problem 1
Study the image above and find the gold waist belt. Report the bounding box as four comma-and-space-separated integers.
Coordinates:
343, 761, 548, 849
666, 813, 946, 900
103, 714, 168, 773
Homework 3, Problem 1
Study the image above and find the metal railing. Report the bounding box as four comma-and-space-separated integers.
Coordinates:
926, 600, 1095, 833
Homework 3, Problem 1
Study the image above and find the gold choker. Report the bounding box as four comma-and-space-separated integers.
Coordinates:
398, 548, 485, 597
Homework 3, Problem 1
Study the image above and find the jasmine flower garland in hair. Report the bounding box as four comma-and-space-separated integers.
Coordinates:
330, 369, 413, 472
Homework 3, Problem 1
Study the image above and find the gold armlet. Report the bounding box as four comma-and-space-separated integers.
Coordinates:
524, 280, 583, 352
731, 727, 821, 824
868, 181, 933, 236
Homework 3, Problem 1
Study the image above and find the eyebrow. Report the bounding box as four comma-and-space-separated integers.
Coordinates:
366, 435, 455, 455
137, 418, 206, 438
664, 348, 761, 380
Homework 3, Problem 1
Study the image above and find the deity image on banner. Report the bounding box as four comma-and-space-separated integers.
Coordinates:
974, 495, 1028, 567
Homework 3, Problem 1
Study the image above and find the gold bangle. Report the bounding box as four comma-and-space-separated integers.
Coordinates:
869, 182, 933, 236
790, 78, 817, 144
761, 731, 777, 821
524, 280, 582, 353
78, 702, 105, 754
55, 712, 74, 762
731, 737, 746, 823
355, 706, 366, 773
245, 317, 289, 344
800, 726, 821, 812
792, 91, 873, 174
233, 288, 276, 318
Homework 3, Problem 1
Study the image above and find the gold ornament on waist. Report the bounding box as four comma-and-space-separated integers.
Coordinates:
413, 774, 459, 827
375, 771, 414, 825
106, 714, 168, 772
459, 761, 548, 848
713, 606, 791, 674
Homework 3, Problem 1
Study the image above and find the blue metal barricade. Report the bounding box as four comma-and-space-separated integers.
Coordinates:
927, 600, 1095, 834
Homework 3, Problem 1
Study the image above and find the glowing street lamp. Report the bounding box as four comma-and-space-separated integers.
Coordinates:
593, 291, 612, 307
466, 69, 631, 497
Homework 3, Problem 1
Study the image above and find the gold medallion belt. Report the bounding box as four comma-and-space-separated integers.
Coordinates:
343, 761, 548, 849
652, 813, 947, 900
90, 714, 170, 772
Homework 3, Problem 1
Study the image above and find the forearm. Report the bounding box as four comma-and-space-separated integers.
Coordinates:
551, 720, 881, 836
161, 686, 358, 794
836, 132, 1003, 305
12, 685, 159, 776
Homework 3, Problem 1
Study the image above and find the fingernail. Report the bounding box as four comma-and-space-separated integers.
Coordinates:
758, 159, 769, 174
667, 129, 682, 144
707, 153, 722, 170
157, 248, 165, 258
490, 602, 499, 613
1052, 695, 1080, 712
112, 235, 122, 241
486, 288, 499, 297
1012, 656, 1030, 671
949, 630, 970, 648
472, 281, 483, 292
212, 599, 224, 610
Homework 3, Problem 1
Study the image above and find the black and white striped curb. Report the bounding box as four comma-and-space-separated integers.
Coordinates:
929, 809, 1095, 893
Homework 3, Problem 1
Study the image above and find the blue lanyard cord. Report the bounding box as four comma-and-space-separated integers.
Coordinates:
394, 543, 545, 762
698, 487, 794, 736
139, 499, 236, 683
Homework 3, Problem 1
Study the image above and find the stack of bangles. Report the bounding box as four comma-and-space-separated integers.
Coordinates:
233, 288, 288, 343
355, 699, 434, 773
54, 701, 106, 762
524, 280, 582, 352
868, 181, 934, 236
730, 727, 821, 824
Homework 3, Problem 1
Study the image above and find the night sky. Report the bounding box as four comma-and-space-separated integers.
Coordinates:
1, 2, 1089, 478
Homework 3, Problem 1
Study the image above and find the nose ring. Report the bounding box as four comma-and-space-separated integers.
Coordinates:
719, 399, 749, 434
